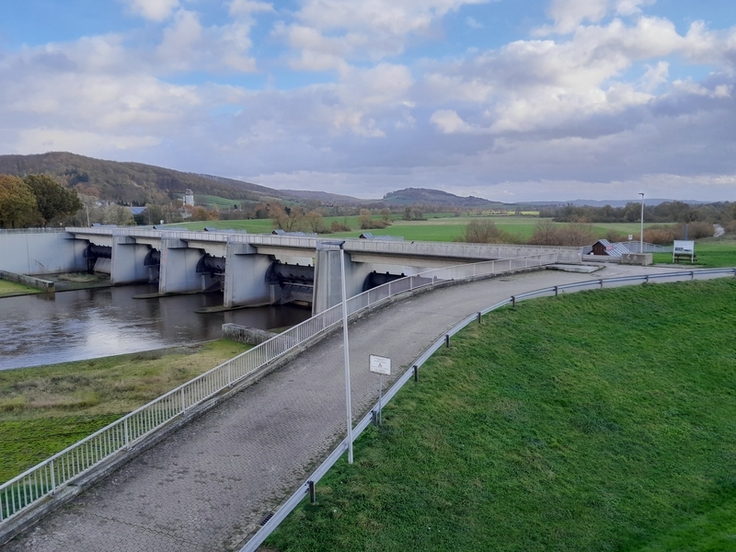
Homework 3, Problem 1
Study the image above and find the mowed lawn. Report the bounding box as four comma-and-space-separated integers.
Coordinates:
268, 279, 736, 552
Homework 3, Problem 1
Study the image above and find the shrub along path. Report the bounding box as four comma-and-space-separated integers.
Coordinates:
4, 264, 696, 551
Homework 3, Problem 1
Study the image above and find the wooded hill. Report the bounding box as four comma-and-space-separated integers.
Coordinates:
0, 152, 358, 206
382, 187, 499, 208
0, 153, 507, 210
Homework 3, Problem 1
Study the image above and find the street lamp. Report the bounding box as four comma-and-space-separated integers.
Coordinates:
318, 240, 354, 464
639, 193, 645, 254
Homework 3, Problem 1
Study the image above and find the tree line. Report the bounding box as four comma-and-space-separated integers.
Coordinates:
539, 201, 736, 225
0, 174, 82, 228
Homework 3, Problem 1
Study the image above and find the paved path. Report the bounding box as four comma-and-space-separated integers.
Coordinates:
3, 265, 690, 551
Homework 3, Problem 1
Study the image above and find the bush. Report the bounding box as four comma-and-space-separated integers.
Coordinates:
330, 220, 351, 232
529, 221, 596, 246
462, 220, 515, 244
643, 226, 676, 245
679, 221, 715, 240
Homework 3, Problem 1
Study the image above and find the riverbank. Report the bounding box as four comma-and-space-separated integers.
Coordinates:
0, 339, 249, 484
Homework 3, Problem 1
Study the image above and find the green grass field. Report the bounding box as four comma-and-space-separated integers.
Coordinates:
0, 340, 248, 484
267, 279, 736, 552
653, 240, 736, 268
171, 215, 667, 243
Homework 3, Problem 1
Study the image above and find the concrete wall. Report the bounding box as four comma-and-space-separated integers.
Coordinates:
312, 249, 374, 314
0, 270, 55, 292
222, 323, 277, 345
110, 236, 151, 284
158, 237, 205, 294
622, 253, 653, 266
0, 232, 87, 275
223, 243, 275, 307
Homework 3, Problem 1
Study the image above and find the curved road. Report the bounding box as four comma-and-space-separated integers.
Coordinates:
4, 264, 696, 551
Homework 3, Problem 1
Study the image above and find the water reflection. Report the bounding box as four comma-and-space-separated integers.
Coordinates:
0, 285, 311, 370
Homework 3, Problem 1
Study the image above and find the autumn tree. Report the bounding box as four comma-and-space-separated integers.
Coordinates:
0, 175, 41, 228
304, 210, 326, 233
269, 203, 304, 231
23, 174, 82, 226
102, 205, 135, 226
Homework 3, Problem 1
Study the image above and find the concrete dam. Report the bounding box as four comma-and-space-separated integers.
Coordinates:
0, 227, 584, 313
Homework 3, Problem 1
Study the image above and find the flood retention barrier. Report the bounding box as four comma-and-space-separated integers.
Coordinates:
0, 253, 556, 544
240, 266, 736, 552
0, 271, 55, 292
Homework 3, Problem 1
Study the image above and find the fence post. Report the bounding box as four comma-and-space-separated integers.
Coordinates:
445, 334, 450, 348
308, 480, 316, 504
691, 271, 694, 281
511, 296, 516, 307
477, 312, 482, 324
180, 388, 186, 412
50, 460, 56, 495
599, 279, 604, 289
124, 418, 130, 450
554, 286, 558, 297
413, 365, 418, 382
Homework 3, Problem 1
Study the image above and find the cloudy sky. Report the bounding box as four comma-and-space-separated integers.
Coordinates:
1, 0, 736, 202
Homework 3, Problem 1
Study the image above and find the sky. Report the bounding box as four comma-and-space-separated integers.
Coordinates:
1, 1, 736, 203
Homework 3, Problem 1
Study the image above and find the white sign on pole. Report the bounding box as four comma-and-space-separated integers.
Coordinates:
369, 354, 391, 375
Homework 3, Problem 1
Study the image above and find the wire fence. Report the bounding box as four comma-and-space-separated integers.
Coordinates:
0, 252, 557, 526
240, 266, 736, 551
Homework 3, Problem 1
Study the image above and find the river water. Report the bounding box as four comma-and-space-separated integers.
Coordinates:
0, 285, 311, 371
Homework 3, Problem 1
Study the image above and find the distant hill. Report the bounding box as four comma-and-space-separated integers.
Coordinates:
522, 199, 709, 208
277, 189, 362, 204
0, 152, 286, 205
382, 188, 503, 208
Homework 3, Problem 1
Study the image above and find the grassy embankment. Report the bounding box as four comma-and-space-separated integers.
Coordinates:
0, 340, 248, 484
268, 278, 736, 552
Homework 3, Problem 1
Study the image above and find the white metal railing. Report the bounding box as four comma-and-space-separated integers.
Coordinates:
241, 265, 736, 551
0, 252, 557, 526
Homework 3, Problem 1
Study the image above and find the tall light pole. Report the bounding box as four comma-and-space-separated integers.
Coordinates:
639, 192, 645, 254
319, 240, 354, 464
338, 243, 354, 464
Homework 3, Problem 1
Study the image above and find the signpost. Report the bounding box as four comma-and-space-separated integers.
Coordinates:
673, 240, 695, 263
369, 355, 391, 424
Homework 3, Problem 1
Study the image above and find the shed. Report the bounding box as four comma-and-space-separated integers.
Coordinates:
590, 239, 630, 257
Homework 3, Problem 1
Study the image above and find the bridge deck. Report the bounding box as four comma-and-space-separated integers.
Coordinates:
5, 265, 686, 551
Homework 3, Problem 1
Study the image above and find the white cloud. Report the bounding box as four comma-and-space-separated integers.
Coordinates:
540, 0, 657, 35
278, 0, 489, 69
16, 129, 161, 154
466, 17, 483, 29
640, 61, 669, 91
546, 0, 609, 35
122, 0, 180, 22
430, 109, 476, 133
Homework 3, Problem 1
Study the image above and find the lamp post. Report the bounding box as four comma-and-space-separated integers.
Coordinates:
639, 192, 645, 254
319, 240, 353, 464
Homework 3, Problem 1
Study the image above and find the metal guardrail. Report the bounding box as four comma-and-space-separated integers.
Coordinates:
0, 252, 557, 526
240, 266, 736, 551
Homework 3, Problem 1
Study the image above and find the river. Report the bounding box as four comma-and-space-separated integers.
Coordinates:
0, 285, 311, 370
